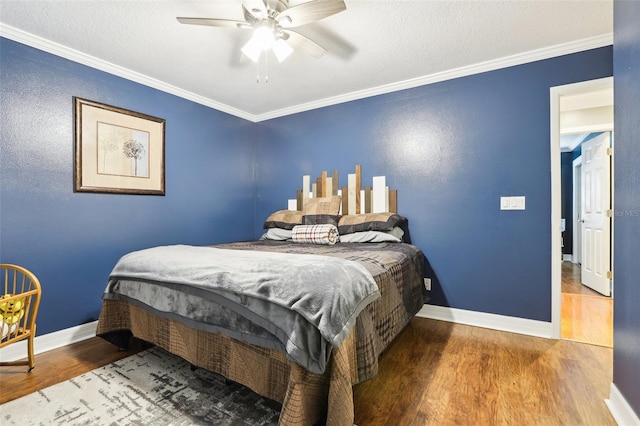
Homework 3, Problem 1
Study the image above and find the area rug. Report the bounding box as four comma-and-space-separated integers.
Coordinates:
1, 346, 281, 425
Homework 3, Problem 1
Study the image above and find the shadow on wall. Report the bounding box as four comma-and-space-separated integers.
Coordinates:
403, 218, 444, 306
423, 254, 444, 307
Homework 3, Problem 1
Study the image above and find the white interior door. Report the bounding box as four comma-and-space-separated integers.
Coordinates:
581, 132, 611, 296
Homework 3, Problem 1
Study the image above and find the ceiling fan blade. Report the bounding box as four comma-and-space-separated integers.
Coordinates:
242, 5, 257, 24
176, 17, 248, 28
276, 0, 346, 28
293, 23, 357, 61
282, 29, 327, 58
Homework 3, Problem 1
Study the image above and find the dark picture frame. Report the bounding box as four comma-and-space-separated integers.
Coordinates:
74, 97, 165, 195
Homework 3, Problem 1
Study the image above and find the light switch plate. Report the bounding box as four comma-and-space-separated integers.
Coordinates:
500, 196, 526, 210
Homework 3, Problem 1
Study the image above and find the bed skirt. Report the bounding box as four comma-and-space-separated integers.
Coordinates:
97, 299, 359, 426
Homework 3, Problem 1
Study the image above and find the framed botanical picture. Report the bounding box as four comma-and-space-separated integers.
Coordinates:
74, 97, 165, 195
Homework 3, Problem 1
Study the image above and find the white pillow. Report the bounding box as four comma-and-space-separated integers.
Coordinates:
260, 228, 292, 241
339, 227, 404, 243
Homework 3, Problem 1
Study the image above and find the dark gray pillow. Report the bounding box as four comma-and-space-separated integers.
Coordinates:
338, 213, 407, 235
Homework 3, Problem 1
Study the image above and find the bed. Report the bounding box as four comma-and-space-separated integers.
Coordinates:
96, 169, 428, 425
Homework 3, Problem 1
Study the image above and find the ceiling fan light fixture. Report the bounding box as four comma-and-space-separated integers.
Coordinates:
242, 24, 293, 63
241, 37, 263, 62
241, 25, 275, 62
253, 26, 275, 50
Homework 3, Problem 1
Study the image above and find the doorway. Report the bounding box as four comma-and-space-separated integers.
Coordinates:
561, 261, 613, 346
550, 77, 613, 347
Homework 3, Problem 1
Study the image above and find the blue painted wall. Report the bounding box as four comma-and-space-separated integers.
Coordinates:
613, 0, 640, 416
254, 47, 613, 322
0, 38, 257, 334
0, 37, 615, 336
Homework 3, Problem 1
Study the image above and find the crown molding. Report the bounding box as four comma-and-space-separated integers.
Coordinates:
255, 33, 613, 122
1, 23, 612, 123
0, 24, 254, 122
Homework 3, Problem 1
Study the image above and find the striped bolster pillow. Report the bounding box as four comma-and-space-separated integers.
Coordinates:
291, 224, 339, 245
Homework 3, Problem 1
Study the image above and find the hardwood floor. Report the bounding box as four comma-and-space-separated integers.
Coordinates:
353, 318, 614, 425
0, 337, 151, 405
1, 319, 615, 425
561, 261, 602, 296
561, 261, 613, 347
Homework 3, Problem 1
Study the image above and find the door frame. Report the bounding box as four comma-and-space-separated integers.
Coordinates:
572, 156, 582, 265
550, 76, 613, 339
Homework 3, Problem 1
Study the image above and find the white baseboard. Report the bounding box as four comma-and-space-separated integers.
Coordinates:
605, 383, 640, 426
0, 321, 98, 362
416, 304, 553, 338
563, 254, 573, 262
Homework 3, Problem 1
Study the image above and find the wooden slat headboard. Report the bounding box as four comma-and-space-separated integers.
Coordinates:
291, 165, 397, 214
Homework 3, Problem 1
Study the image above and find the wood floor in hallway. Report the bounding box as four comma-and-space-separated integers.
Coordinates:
561, 261, 613, 347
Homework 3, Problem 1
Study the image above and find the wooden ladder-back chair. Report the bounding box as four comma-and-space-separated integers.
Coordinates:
0, 264, 42, 371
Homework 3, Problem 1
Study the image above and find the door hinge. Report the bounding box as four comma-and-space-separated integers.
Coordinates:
607, 147, 613, 156
607, 209, 613, 217
607, 270, 613, 280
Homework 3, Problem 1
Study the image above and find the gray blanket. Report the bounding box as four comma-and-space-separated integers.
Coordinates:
104, 244, 380, 374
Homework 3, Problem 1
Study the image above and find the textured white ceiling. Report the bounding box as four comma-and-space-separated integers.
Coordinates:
0, 1, 613, 121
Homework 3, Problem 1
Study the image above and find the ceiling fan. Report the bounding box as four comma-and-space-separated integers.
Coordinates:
177, 0, 347, 63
